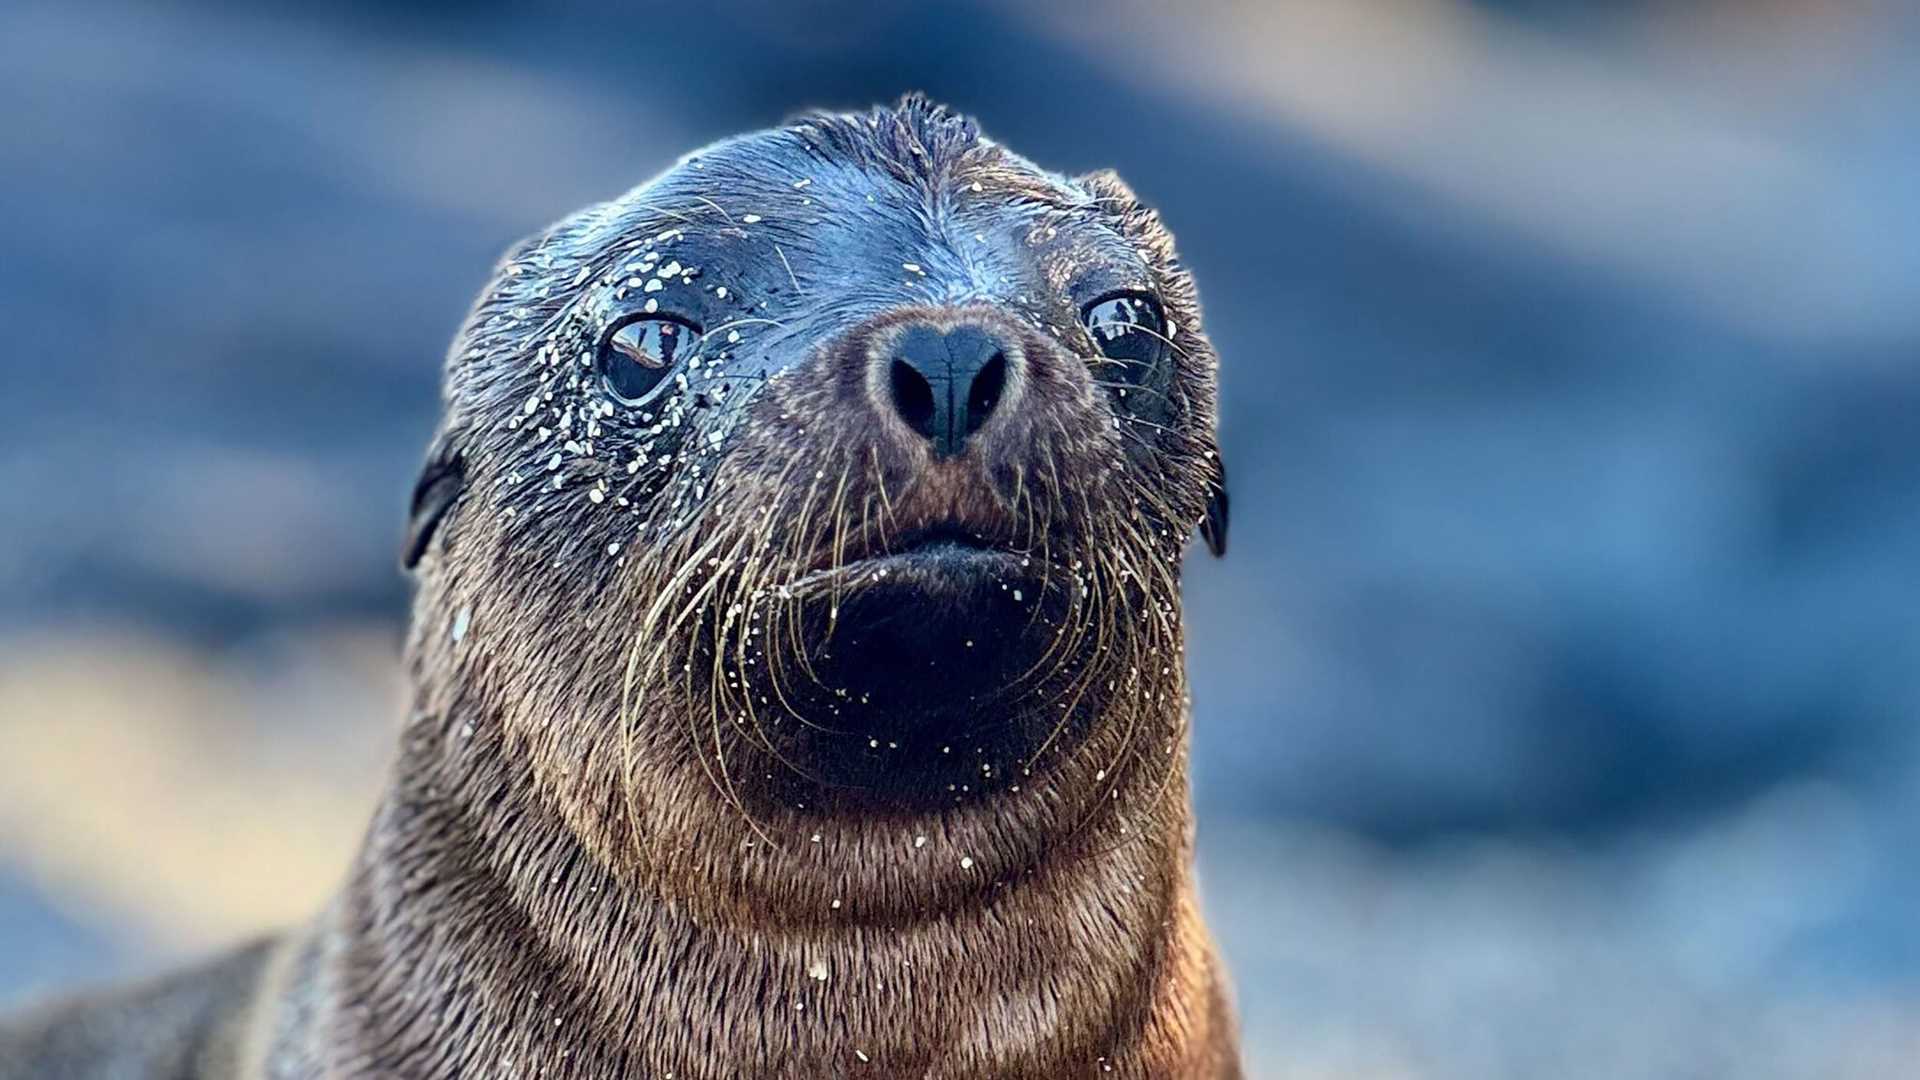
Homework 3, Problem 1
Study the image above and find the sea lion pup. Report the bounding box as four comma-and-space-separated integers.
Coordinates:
0, 96, 1240, 1078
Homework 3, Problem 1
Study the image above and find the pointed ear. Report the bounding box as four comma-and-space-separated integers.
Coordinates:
402, 426, 466, 571
1199, 453, 1229, 558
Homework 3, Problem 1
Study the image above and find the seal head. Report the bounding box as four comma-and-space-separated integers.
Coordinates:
405, 95, 1227, 852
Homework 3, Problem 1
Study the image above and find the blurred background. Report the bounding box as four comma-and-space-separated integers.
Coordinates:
3, 0, 1918, 1075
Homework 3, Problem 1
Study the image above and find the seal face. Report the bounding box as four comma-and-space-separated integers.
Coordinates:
408, 97, 1226, 820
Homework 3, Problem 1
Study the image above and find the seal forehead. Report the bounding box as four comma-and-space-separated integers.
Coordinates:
576, 114, 1150, 320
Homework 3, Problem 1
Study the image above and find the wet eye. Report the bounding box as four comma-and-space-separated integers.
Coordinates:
598, 316, 699, 405
1081, 293, 1167, 381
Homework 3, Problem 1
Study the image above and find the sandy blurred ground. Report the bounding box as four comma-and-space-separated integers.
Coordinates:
4, 1, 1920, 1076
0, 627, 392, 958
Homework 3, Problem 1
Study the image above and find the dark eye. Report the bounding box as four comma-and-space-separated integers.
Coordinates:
598, 316, 698, 405
1081, 293, 1167, 381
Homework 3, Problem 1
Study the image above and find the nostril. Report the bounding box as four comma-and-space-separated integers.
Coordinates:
890, 358, 938, 440
965, 351, 1007, 437
880, 324, 1016, 456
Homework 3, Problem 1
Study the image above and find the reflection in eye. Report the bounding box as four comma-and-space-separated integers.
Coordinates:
1082, 293, 1167, 381
600, 317, 697, 405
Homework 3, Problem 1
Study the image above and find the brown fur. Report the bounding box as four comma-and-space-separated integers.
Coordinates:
0, 99, 1241, 1078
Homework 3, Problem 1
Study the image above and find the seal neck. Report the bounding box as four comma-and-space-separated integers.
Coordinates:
298, 705, 1213, 1077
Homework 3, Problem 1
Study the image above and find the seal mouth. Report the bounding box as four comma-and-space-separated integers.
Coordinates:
856, 524, 1030, 572
786, 520, 1034, 598
885, 523, 996, 554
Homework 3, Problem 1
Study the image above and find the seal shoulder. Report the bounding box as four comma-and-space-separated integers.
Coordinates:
0, 937, 280, 1080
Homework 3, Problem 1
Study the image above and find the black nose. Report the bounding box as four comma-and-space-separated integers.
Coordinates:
885, 324, 1011, 457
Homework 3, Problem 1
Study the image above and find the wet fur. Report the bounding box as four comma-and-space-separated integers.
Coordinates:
0, 98, 1240, 1078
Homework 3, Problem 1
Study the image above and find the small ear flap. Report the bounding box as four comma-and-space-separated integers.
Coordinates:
1199, 454, 1230, 558
402, 428, 466, 571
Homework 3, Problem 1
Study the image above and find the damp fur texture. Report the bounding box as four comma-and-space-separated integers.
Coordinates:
0, 97, 1241, 1080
